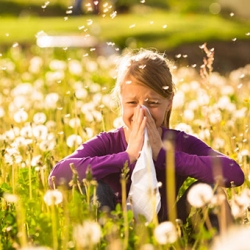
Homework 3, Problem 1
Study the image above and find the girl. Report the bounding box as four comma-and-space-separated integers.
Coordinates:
49, 49, 244, 223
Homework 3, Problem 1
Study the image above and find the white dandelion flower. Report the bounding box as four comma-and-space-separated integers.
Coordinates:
31, 155, 42, 167
0, 106, 5, 118
20, 124, 33, 138
73, 220, 102, 248
3, 193, 18, 203
32, 124, 48, 140
49, 59, 66, 71
39, 139, 56, 152
69, 117, 81, 128
44, 189, 63, 206
74, 86, 88, 99
44, 93, 59, 109
154, 221, 178, 245
66, 134, 82, 148
187, 183, 214, 208
29, 56, 43, 74
174, 123, 194, 134
183, 109, 194, 121
13, 109, 28, 123
33, 112, 47, 124
211, 226, 250, 250
84, 127, 94, 139
85, 60, 98, 72
4, 147, 23, 163
68, 60, 82, 75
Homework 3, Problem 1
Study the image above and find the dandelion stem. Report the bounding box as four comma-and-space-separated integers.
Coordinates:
16, 199, 27, 247
165, 139, 176, 223
51, 202, 58, 250
120, 173, 129, 250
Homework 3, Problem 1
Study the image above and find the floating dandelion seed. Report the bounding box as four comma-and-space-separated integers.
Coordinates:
162, 86, 169, 90
232, 38, 237, 41
187, 183, 214, 208
140, 0, 146, 3
162, 24, 167, 29
154, 221, 178, 245
175, 54, 181, 58
110, 11, 117, 19
246, 32, 250, 36
87, 19, 93, 25
125, 80, 132, 84
41, 1, 50, 9
44, 190, 63, 206
12, 42, 19, 48
129, 24, 136, 29
66, 10, 73, 14
230, 12, 235, 17
139, 64, 146, 69
150, 21, 154, 25
64, 17, 68, 21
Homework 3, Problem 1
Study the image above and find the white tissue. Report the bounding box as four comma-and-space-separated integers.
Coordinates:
128, 106, 161, 222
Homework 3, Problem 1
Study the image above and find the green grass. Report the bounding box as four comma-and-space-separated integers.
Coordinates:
0, 9, 249, 51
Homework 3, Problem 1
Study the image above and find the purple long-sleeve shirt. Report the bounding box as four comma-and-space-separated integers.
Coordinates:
49, 127, 244, 219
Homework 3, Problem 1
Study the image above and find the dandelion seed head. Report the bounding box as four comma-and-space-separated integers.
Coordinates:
13, 109, 28, 123
154, 221, 178, 245
211, 226, 250, 250
39, 139, 56, 152
3, 193, 18, 203
44, 190, 63, 206
32, 124, 48, 140
68, 60, 82, 75
69, 117, 81, 128
66, 134, 82, 148
33, 112, 47, 124
73, 220, 102, 248
187, 183, 214, 208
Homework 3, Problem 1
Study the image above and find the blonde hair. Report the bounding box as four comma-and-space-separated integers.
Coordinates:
113, 48, 175, 128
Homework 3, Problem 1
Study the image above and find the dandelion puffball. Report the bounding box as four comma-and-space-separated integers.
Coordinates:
73, 220, 102, 248
154, 221, 178, 245
44, 189, 63, 206
187, 183, 214, 208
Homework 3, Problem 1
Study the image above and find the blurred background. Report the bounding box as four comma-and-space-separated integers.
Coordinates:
0, 0, 249, 73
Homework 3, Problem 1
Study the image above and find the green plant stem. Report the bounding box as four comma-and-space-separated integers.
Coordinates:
165, 140, 176, 223
121, 173, 129, 250
51, 203, 58, 250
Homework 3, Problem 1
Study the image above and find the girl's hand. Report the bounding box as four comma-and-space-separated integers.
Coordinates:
125, 105, 146, 163
144, 109, 163, 161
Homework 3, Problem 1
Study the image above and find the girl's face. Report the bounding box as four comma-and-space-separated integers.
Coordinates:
120, 80, 172, 130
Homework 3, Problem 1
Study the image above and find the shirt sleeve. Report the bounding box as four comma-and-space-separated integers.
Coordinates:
154, 131, 244, 187
48, 131, 130, 187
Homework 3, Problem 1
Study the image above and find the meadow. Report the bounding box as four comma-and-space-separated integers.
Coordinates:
0, 41, 249, 250
0, 1, 250, 250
